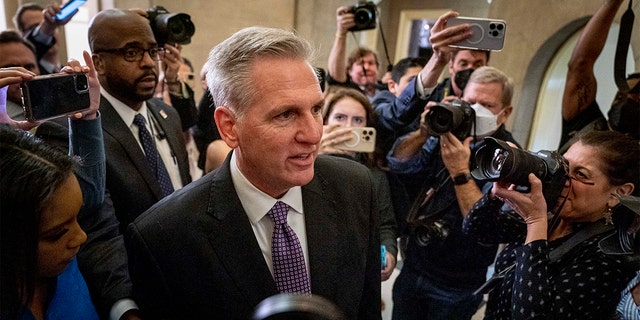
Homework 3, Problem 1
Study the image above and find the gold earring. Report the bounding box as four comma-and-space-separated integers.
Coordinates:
603, 206, 613, 225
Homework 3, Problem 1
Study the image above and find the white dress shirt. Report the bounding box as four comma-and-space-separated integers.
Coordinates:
229, 151, 309, 277
101, 88, 183, 191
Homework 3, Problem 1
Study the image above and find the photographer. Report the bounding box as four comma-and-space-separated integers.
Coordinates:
387, 65, 518, 319
463, 130, 638, 319
327, 4, 380, 98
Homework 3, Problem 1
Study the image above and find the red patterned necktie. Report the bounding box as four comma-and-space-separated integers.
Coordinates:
267, 201, 311, 294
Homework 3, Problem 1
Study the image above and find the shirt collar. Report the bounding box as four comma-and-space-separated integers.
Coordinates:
101, 87, 149, 127
229, 151, 304, 225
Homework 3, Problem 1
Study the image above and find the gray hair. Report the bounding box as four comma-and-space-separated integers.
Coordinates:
467, 66, 514, 108
205, 26, 316, 118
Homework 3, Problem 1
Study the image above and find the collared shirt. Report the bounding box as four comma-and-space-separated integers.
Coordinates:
101, 88, 183, 191
617, 271, 640, 320
229, 151, 309, 277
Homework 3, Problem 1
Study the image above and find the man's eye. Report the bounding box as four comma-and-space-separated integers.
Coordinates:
278, 111, 294, 119
124, 49, 140, 58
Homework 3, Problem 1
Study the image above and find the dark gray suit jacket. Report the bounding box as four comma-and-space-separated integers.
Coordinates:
127, 154, 381, 319
100, 97, 191, 231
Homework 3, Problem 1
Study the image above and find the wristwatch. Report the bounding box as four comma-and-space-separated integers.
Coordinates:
452, 172, 473, 185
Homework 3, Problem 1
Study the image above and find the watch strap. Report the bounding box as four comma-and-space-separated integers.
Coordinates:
452, 172, 473, 185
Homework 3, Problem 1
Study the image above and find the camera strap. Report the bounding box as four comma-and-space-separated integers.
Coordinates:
474, 221, 615, 296
406, 167, 453, 225
614, 0, 634, 92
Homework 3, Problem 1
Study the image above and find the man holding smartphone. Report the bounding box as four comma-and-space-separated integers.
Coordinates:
13, 2, 77, 75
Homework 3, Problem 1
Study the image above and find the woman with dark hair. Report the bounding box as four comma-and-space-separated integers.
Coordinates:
463, 130, 639, 319
0, 51, 102, 319
319, 87, 400, 282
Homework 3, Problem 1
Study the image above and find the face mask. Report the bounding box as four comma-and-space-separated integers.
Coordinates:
454, 68, 475, 92
471, 103, 499, 137
608, 94, 640, 139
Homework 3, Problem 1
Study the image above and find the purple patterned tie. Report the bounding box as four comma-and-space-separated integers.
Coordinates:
267, 201, 311, 294
133, 114, 174, 197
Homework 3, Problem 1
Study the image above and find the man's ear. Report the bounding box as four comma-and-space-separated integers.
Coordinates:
92, 54, 105, 76
214, 106, 239, 149
387, 80, 399, 96
497, 105, 513, 126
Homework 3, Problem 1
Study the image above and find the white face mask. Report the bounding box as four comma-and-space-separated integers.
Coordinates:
471, 103, 500, 137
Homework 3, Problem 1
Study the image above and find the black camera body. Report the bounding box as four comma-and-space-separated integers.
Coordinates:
146, 6, 195, 46
411, 217, 450, 247
471, 137, 568, 210
425, 100, 475, 141
348, 1, 377, 32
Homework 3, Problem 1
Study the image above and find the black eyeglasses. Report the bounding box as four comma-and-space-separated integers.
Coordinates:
95, 47, 165, 62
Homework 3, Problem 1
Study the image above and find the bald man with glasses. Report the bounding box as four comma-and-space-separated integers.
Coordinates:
88, 9, 192, 232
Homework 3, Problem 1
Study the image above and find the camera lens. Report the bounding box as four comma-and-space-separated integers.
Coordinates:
354, 8, 373, 26
487, 148, 511, 178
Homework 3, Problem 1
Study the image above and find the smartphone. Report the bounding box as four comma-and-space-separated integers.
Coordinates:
334, 127, 377, 153
21, 73, 90, 122
447, 17, 507, 51
381, 245, 387, 269
55, 0, 87, 21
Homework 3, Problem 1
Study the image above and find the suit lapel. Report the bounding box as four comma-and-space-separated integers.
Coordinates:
301, 171, 340, 297
100, 98, 164, 199
205, 156, 278, 306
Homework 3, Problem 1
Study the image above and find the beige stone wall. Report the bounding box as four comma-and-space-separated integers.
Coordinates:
6, 0, 638, 140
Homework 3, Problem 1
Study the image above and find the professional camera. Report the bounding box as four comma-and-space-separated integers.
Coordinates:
146, 6, 195, 46
410, 217, 450, 247
348, 1, 377, 32
424, 100, 475, 141
471, 137, 568, 210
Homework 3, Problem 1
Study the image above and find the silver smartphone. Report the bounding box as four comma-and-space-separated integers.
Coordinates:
21, 73, 90, 122
447, 17, 507, 51
334, 127, 377, 153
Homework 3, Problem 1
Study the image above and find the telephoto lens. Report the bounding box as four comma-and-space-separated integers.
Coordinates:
471, 137, 568, 210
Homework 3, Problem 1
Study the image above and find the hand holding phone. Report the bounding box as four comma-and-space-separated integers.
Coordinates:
20, 73, 90, 122
447, 17, 507, 51
55, 0, 87, 21
334, 127, 377, 153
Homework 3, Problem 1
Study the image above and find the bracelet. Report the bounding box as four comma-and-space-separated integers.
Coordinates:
335, 32, 346, 39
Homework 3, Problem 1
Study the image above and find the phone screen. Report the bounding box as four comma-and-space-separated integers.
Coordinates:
56, 0, 87, 21
21, 73, 90, 122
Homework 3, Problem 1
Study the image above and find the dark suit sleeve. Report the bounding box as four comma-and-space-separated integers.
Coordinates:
24, 27, 55, 64
365, 169, 383, 320
77, 192, 133, 318
127, 221, 174, 320
71, 117, 135, 318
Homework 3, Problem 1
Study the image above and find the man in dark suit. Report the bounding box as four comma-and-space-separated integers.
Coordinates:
127, 26, 381, 319
87, 9, 192, 230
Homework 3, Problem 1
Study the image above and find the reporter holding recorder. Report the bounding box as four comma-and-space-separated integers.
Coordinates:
463, 130, 638, 319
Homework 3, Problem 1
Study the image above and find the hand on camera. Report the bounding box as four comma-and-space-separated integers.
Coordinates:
494, 174, 548, 225
62, 51, 100, 120
335, 6, 355, 36
440, 132, 472, 176
162, 44, 184, 87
